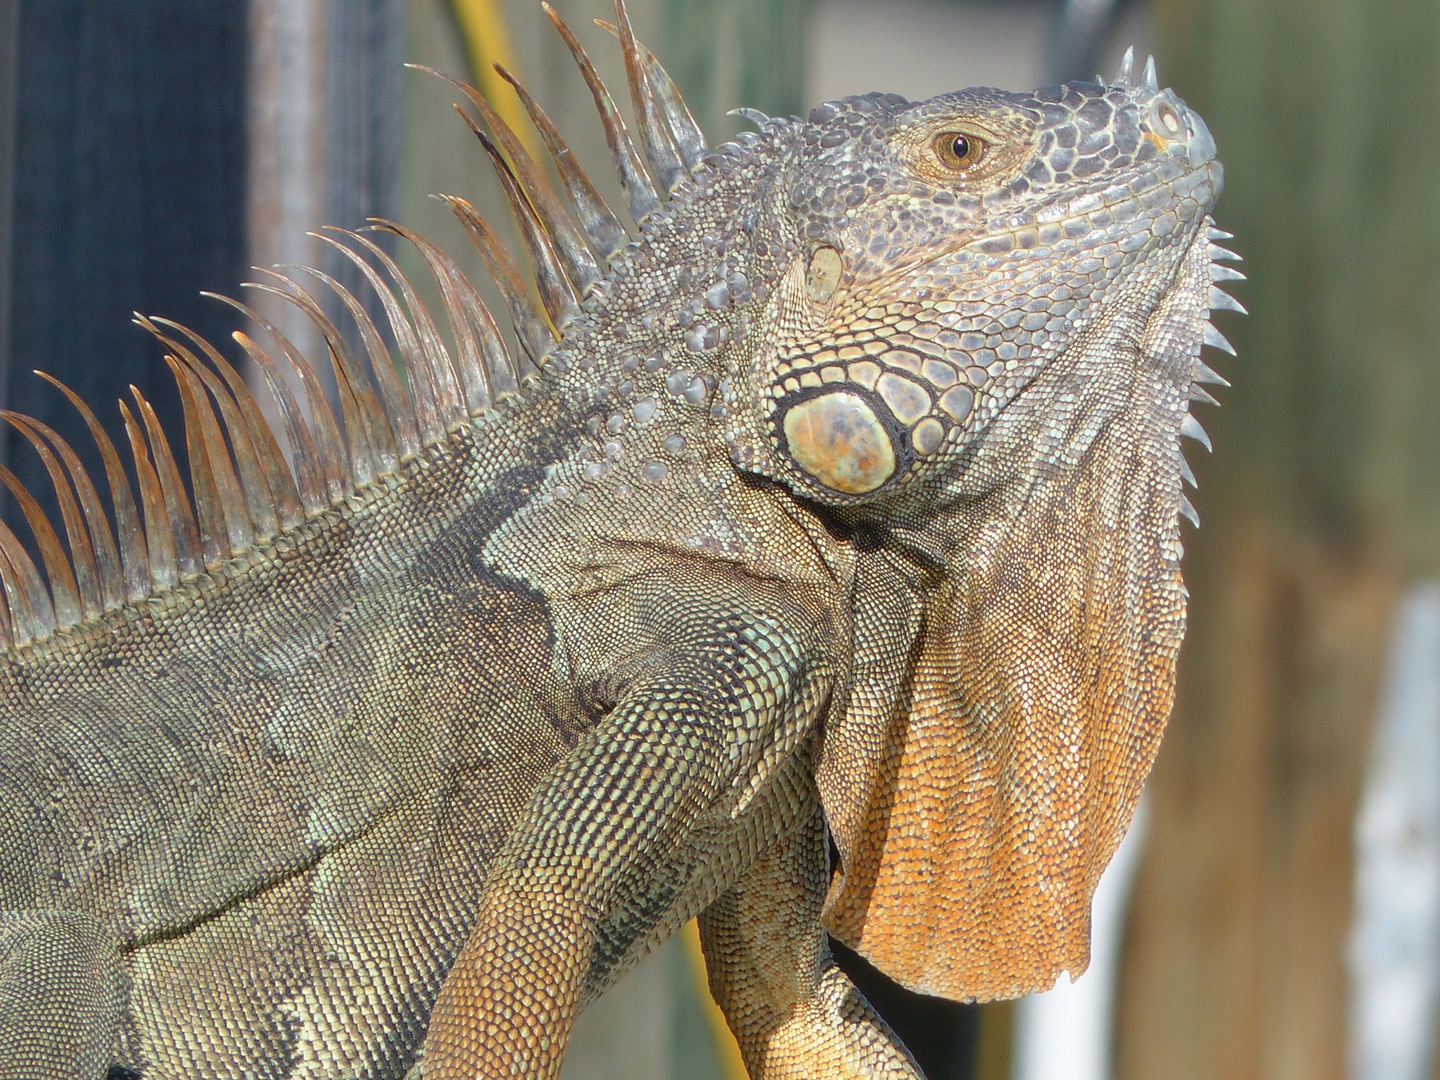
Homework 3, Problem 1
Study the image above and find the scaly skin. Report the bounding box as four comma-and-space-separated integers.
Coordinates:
0, 16, 1230, 1078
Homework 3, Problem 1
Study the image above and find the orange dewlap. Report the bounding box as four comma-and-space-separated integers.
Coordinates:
817, 413, 1185, 1000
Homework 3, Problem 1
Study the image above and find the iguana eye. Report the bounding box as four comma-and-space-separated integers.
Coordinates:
933, 131, 987, 173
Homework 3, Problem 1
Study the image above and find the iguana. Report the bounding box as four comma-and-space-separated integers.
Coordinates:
0, 3, 1239, 1077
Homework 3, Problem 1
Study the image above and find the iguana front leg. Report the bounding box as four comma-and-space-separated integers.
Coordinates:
421, 601, 829, 1079
699, 804, 923, 1079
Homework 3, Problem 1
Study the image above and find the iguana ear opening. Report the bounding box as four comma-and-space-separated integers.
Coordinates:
816, 384, 1187, 1002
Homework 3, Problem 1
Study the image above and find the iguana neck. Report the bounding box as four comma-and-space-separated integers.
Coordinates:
477, 122, 859, 597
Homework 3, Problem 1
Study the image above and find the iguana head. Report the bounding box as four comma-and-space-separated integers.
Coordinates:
713, 61, 1234, 1001
724, 61, 1223, 515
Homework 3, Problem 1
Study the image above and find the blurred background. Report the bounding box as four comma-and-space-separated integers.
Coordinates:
1, 0, 1438, 1078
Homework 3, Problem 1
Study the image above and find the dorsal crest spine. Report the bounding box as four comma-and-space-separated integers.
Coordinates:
0, 0, 709, 651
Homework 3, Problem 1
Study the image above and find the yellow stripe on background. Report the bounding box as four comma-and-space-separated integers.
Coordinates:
680, 918, 750, 1080
450, 0, 539, 157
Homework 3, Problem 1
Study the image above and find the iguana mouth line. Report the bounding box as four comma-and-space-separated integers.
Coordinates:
965, 159, 1220, 260
831, 157, 1221, 294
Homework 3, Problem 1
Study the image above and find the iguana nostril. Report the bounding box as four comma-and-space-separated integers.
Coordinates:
804, 246, 844, 303
1148, 94, 1190, 148
783, 392, 896, 494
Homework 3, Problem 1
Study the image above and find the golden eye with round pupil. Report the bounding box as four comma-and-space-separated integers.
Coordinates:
933, 130, 987, 173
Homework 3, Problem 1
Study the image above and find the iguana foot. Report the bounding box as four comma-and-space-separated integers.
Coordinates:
700, 805, 924, 1079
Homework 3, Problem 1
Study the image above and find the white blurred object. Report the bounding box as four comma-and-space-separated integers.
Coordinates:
1349, 583, 1440, 1080
1011, 794, 1150, 1080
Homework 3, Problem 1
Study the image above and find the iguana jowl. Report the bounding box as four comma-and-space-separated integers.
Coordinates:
0, 5, 1238, 1076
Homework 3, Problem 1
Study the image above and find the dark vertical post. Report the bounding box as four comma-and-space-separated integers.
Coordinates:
733, 0, 807, 124
0, 0, 19, 433
3, 1, 249, 533
324, 0, 405, 236
659, 0, 810, 142
322, 0, 406, 352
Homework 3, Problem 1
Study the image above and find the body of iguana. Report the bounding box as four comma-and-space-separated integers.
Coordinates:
0, 5, 1238, 1077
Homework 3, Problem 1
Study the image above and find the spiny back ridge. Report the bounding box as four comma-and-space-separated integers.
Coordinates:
0, 0, 711, 651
